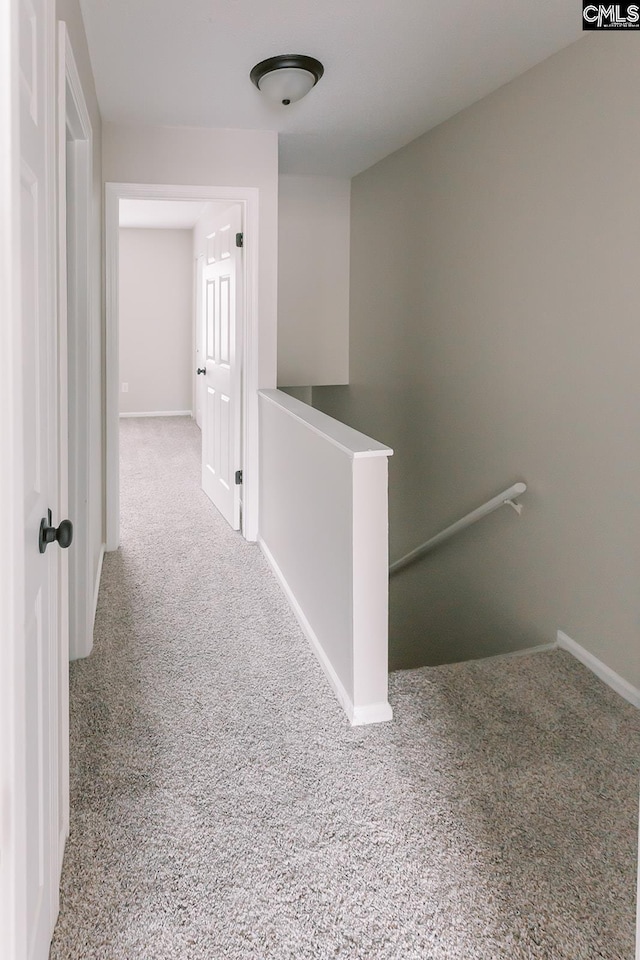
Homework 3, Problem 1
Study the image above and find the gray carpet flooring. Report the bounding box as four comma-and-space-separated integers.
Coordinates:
51, 416, 640, 960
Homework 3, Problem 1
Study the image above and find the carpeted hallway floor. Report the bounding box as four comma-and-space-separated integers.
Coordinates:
51, 416, 640, 960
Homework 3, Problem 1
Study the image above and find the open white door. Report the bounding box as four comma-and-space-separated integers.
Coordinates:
200, 206, 243, 530
194, 253, 204, 429
0, 0, 67, 957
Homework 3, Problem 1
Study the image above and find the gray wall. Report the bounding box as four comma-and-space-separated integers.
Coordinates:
313, 34, 640, 687
278, 175, 350, 388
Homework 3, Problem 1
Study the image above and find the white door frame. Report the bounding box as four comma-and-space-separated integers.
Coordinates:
105, 182, 260, 549
58, 22, 94, 663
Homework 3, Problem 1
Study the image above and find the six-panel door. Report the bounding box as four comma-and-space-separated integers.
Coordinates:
201, 207, 242, 530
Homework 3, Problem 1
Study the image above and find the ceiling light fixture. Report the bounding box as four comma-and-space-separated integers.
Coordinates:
250, 54, 324, 106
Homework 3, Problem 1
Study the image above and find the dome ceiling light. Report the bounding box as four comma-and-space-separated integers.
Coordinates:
250, 55, 324, 106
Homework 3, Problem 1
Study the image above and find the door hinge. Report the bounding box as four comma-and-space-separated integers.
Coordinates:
235, 232, 244, 248
235, 470, 243, 485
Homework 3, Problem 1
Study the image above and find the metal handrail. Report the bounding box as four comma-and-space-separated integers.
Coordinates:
389, 482, 527, 576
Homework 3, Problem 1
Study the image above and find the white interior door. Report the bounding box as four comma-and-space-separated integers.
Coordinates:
194, 253, 204, 429
0, 0, 65, 957
201, 207, 242, 529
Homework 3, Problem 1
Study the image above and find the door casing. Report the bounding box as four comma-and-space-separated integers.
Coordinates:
58, 22, 95, 662
105, 182, 260, 549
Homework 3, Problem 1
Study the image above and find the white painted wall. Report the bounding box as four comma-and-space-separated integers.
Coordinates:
258, 389, 392, 725
278, 175, 350, 388
119, 228, 193, 415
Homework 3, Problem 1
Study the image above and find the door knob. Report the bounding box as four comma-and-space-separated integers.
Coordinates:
39, 509, 74, 554
197, 367, 206, 375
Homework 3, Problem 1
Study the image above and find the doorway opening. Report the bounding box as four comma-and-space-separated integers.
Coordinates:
105, 183, 260, 551
117, 198, 246, 530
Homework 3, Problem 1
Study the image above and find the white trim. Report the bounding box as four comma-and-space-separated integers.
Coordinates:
56, 18, 69, 873
58, 21, 94, 662
259, 389, 394, 460
258, 538, 393, 726
472, 642, 558, 664
61, 23, 91, 136
46, 0, 62, 930
0, 1, 24, 951
68, 542, 103, 663
194, 253, 204, 429
119, 410, 193, 419
105, 182, 260, 551
557, 631, 640, 709
90, 544, 105, 636
352, 702, 393, 725
105, 185, 120, 551
557, 630, 640, 960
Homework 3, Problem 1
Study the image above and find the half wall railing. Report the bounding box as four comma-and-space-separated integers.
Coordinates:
258, 389, 394, 726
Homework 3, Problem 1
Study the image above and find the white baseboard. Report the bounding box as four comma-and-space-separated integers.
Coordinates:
71, 543, 105, 662
119, 410, 192, 418
475, 642, 558, 664
258, 537, 392, 726
556, 633, 640, 960
557, 630, 640, 709
352, 701, 393, 726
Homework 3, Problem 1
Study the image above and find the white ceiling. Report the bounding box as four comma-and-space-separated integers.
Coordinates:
119, 199, 209, 228
80, 0, 582, 178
